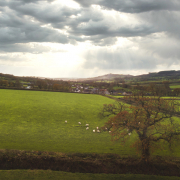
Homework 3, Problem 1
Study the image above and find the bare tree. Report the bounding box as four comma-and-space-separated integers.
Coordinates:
100, 95, 180, 162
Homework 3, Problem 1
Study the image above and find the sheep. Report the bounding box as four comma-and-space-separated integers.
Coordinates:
97, 130, 100, 133
109, 131, 111, 133
128, 133, 131, 136
86, 127, 89, 130
97, 127, 99, 129
78, 122, 81, 125
138, 122, 140, 124
86, 124, 89, 126
105, 127, 108, 130
93, 130, 95, 132
65, 120, 67, 123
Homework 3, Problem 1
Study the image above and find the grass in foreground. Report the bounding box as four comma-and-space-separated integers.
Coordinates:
0, 170, 179, 180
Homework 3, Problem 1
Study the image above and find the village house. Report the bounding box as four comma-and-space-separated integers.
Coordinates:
122, 92, 132, 96
99, 89, 110, 95
92, 88, 99, 94
110, 89, 124, 95
83, 89, 92, 94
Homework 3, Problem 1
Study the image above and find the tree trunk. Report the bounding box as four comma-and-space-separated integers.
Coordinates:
141, 139, 150, 162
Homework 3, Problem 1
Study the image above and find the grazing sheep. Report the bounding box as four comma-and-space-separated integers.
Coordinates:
109, 131, 111, 133
97, 127, 99, 129
78, 122, 81, 125
93, 130, 95, 132
86, 124, 89, 126
128, 133, 131, 136
65, 120, 67, 123
105, 127, 107, 130
97, 130, 100, 133
86, 127, 89, 130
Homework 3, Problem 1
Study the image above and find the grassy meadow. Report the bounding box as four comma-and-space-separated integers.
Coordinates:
0, 89, 137, 156
170, 85, 180, 89
0, 89, 180, 157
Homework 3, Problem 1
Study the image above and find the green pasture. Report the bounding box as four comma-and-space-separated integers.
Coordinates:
170, 85, 180, 89
0, 89, 180, 158
0, 170, 179, 180
113, 86, 124, 90
0, 89, 137, 156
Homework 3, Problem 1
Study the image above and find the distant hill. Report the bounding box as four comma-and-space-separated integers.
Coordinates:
85, 73, 133, 81
1, 70, 180, 82
52, 73, 133, 81
135, 70, 180, 79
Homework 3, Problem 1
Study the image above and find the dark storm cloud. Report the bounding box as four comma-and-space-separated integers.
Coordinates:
0, 25, 69, 44
71, 24, 156, 39
73, 0, 180, 13
0, 7, 69, 45
0, 43, 66, 53
1, 0, 168, 49
1, 0, 180, 66
8, 1, 80, 25
2, 0, 159, 46
137, 11, 180, 39
20, 0, 55, 3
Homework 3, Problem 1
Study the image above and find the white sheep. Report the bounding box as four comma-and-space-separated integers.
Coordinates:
128, 133, 131, 136
86, 127, 89, 130
78, 122, 81, 125
105, 127, 107, 130
93, 130, 95, 132
86, 124, 89, 126
97, 130, 100, 133
65, 120, 67, 123
109, 131, 111, 133
97, 127, 99, 129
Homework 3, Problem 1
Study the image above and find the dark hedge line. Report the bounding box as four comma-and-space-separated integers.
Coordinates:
0, 149, 180, 177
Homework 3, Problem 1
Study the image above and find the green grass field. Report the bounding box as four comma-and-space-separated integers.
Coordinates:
170, 85, 180, 89
0, 170, 179, 180
0, 89, 138, 156
0, 89, 180, 158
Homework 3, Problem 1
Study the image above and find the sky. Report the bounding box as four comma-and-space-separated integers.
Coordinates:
0, 0, 180, 78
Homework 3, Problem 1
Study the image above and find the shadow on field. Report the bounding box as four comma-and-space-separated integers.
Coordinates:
0, 149, 180, 177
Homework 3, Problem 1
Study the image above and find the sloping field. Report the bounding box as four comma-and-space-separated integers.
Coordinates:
0, 89, 180, 157
0, 89, 137, 156
170, 85, 180, 89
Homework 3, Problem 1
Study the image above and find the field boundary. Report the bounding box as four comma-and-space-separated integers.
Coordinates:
0, 149, 180, 176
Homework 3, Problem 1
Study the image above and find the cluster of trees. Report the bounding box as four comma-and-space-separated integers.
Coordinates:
0, 79, 21, 88
131, 81, 180, 96
0, 74, 71, 92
